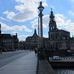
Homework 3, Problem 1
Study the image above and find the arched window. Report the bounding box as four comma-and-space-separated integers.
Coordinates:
53, 26, 54, 29
51, 27, 52, 30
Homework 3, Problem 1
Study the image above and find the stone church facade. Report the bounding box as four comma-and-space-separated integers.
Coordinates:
25, 10, 74, 52
48, 10, 70, 50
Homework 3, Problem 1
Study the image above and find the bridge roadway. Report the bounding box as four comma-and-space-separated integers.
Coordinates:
0, 50, 30, 68
0, 50, 55, 74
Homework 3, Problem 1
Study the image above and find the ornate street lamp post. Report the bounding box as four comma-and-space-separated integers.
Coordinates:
38, 1, 44, 38
38, 1, 44, 59
38, 1, 44, 49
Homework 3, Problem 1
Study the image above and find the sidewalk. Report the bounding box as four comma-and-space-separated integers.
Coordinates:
38, 60, 55, 74
0, 51, 37, 74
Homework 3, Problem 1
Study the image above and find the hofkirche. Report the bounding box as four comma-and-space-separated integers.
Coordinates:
25, 9, 74, 55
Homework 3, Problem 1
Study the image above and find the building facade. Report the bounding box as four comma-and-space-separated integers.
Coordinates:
48, 10, 70, 50
25, 29, 39, 50
25, 10, 74, 53
70, 37, 74, 51
0, 24, 18, 51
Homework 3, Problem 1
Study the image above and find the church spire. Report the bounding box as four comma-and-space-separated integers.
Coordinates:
50, 8, 55, 21
49, 9, 57, 32
34, 29, 37, 35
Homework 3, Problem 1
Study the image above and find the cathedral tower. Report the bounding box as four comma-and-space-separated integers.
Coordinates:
49, 9, 57, 32
48, 9, 57, 39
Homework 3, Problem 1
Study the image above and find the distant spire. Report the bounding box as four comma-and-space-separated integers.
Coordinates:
34, 29, 36, 34
0, 24, 1, 34
33, 29, 37, 36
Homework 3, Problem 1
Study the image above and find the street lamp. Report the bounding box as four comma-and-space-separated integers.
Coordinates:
38, 2, 45, 60
38, 1, 44, 38
38, 2, 44, 11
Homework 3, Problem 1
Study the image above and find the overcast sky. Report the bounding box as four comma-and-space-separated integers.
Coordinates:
0, 0, 74, 41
